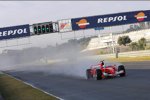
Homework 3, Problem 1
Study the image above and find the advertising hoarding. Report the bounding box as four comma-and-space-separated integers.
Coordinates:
58, 19, 72, 32
0, 24, 30, 40
71, 10, 150, 31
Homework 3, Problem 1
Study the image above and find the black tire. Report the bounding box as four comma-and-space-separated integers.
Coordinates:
118, 65, 126, 77
96, 69, 102, 80
86, 69, 92, 79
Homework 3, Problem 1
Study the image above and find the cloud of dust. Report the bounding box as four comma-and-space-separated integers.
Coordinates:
0, 40, 104, 79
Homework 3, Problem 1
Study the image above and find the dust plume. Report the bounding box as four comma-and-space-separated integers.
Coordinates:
0, 38, 103, 79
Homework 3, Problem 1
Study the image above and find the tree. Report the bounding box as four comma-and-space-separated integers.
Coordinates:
117, 36, 131, 46
129, 42, 139, 51
118, 36, 123, 46
124, 36, 132, 46
138, 37, 146, 50
129, 38, 147, 51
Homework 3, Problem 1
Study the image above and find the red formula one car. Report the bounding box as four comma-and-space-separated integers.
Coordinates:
86, 60, 126, 80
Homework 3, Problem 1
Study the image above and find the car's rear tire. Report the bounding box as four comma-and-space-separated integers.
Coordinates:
118, 65, 126, 77
96, 69, 102, 80
86, 69, 92, 79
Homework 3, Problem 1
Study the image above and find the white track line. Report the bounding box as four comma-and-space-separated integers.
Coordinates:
3, 72, 64, 100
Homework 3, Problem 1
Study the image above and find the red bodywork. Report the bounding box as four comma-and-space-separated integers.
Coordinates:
90, 63, 117, 78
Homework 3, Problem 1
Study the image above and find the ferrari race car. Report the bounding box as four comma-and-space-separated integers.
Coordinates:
86, 60, 126, 80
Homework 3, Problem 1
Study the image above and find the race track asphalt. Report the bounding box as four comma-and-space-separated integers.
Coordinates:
4, 60, 150, 100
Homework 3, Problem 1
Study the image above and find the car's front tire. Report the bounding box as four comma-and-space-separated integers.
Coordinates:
96, 69, 102, 80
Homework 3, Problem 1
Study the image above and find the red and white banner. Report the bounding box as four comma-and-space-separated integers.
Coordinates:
58, 19, 72, 32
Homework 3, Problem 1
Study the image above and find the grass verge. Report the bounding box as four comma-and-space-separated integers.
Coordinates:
0, 73, 58, 100
107, 56, 150, 62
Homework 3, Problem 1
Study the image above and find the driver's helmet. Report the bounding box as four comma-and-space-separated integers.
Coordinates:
100, 60, 105, 67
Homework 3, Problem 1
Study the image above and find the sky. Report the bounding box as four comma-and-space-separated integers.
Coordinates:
0, 1, 150, 52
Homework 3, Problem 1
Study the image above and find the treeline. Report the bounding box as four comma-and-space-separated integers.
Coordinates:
117, 36, 150, 51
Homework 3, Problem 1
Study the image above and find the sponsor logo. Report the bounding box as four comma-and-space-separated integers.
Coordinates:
60, 23, 70, 30
97, 16, 127, 23
135, 12, 147, 21
58, 19, 72, 32
0, 28, 28, 37
76, 19, 90, 29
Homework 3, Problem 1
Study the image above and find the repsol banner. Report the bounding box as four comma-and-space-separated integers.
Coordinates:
0, 24, 30, 40
71, 10, 150, 31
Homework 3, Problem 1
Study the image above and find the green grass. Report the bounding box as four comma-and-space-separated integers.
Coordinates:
108, 56, 150, 62
0, 73, 58, 100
